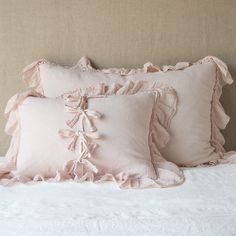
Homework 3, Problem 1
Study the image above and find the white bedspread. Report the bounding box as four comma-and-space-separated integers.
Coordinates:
0, 160, 236, 236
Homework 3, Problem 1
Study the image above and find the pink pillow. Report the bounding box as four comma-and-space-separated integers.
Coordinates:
22, 56, 235, 166
0, 81, 184, 188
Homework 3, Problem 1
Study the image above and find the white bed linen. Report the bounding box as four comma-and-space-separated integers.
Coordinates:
0, 156, 236, 236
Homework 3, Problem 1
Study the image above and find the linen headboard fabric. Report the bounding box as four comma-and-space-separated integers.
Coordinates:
0, 0, 236, 155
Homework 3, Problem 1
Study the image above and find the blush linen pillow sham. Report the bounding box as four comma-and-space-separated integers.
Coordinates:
22, 56, 236, 167
0, 81, 184, 188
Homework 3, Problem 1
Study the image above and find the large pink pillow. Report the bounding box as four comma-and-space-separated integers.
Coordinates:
22, 56, 236, 166
0, 81, 184, 188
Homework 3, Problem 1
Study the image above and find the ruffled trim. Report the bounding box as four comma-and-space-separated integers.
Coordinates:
76, 56, 97, 72
22, 59, 48, 94
1, 81, 184, 188
80, 56, 235, 166
77, 56, 161, 75
198, 57, 234, 165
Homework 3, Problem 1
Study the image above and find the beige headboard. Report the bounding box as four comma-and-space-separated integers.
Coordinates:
0, 0, 236, 155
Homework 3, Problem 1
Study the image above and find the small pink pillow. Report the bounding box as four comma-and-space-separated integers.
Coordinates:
0, 81, 184, 188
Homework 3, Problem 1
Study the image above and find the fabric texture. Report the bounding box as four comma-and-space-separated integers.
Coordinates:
0, 157, 236, 236
0, 81, 184, 188
22, 56, 235, 166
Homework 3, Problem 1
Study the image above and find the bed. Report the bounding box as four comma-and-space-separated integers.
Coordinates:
0, 156, 235, 236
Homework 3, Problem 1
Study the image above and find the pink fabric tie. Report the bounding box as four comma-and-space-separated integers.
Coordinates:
64, 95, 101, 130
58, 129, 99, 152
